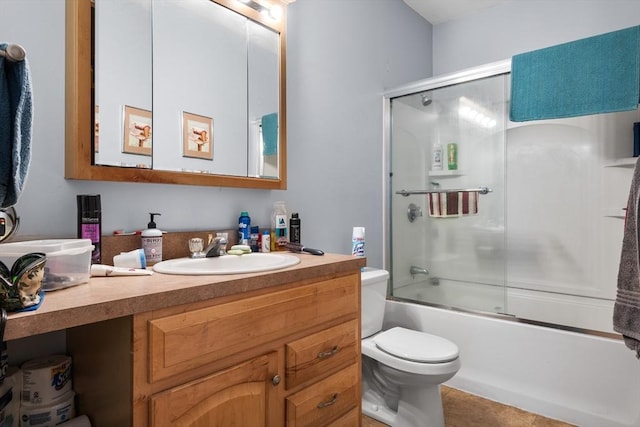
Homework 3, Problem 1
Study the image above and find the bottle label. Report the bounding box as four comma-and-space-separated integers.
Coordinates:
275, 214, 287, 229
352, 239, 365, 257
143, 237, 162, 262
81, 223, 101, 263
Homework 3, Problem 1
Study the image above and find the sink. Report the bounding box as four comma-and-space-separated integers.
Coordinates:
152, 253, 301, 275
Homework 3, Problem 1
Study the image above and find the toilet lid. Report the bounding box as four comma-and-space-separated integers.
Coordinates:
373, 327, 459, 363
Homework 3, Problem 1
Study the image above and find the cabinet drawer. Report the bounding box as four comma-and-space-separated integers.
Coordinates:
286, 363, 359, 427
327, 407, 360, 426
148, 274, 358, 382
286, 319, 359, 389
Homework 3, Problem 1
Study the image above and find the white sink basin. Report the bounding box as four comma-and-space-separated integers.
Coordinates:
152, 253, 301, 275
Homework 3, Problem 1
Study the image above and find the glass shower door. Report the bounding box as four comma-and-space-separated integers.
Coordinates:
389, 73, 509, 315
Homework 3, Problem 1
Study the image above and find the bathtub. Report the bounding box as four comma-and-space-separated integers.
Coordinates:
384, 300, 640, 427
393, 279, 616, 333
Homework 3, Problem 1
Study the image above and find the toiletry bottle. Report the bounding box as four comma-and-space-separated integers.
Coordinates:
271, 201, 288, 251
262, 230, 271, 253
238, 211, 251, 246
250, 226, 260, 252
432, 141, 443, 171
352, 227, 365, 257
77, 194, 102, 264
447, 142, 458, 170
290, 213, 301, 244
142, 213, 162, 266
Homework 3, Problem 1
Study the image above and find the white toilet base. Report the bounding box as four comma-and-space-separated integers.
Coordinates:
362, 384, 445, 427
362, 389, 397, 425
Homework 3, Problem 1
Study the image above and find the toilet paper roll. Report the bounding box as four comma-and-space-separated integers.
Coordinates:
19, 391, 76, 426
0, 367, 21, 426
61, 415, 92, 427
21, 355, 72, 406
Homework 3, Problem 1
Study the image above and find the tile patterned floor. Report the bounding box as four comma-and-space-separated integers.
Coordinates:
362, 386, 576, 427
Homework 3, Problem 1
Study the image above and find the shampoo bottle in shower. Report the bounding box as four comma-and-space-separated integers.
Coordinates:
432, 141, 443, 171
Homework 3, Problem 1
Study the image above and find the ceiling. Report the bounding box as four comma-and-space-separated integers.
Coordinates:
403, 0, 508, 25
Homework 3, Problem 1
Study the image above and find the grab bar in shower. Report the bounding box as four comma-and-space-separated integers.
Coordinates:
396, 186, 492, 197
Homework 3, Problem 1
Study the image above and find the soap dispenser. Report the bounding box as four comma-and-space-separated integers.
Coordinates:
142, 213, 162, 266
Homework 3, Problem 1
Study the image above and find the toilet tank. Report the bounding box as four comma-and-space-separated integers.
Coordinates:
361, 267, 389, 338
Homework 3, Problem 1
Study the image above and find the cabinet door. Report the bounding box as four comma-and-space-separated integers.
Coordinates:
150, 352, 281, 427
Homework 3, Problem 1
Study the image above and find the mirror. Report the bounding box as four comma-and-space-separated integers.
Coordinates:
65, 0, 287, 189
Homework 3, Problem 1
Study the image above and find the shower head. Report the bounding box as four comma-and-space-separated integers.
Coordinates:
421, 93, 432, 107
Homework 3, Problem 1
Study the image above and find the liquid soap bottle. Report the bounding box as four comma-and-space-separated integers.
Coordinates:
142, 213, 162, 265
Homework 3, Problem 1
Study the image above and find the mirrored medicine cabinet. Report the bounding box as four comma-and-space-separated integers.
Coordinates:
65, 0, 288, 189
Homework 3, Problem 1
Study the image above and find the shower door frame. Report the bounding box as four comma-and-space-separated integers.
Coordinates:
382, 59, 620, 339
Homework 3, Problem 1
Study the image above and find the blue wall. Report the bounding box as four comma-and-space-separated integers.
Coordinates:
1, 0, 432, 270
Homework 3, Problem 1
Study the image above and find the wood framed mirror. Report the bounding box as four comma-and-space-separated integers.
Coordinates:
65, 0, 287, 189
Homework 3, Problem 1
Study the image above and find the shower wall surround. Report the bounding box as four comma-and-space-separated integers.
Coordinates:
386, 60, 640, 334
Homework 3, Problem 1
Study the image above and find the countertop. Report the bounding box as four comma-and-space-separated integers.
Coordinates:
6, 253, 366, 341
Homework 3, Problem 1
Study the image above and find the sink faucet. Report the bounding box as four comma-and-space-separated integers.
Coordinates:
205, 236, 228, 257
410, 265, 429, 278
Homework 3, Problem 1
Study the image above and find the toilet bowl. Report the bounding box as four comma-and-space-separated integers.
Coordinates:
361, 268, 460, 427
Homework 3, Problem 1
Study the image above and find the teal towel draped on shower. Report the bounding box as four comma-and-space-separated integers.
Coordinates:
262, 112, 278, 156
510, 25, 640, 122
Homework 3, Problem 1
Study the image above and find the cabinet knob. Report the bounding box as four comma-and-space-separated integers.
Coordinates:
272, 374, 281, 385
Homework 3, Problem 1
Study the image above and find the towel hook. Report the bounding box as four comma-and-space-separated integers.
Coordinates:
0, 44, 26, 62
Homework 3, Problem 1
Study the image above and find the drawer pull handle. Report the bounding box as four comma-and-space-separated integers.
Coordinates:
317, 346, 339, 359
272, 375, 281, 386
317, 393, 338, 409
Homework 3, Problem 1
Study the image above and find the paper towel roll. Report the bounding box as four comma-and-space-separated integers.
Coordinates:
21, 355, 72, 406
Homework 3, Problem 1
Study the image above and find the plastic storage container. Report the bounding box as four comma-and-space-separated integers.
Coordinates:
0, 239, 93, 291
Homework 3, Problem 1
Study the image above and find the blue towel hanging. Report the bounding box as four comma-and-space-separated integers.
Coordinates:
510, 26, 640, 122
262, 112, 278, 156
0, 42, 33, 208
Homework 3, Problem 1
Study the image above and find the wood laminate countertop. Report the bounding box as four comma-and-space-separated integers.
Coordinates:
6, 253, 366, 341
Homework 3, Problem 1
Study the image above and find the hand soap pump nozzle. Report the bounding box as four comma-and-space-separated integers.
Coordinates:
148, 212, 160, 229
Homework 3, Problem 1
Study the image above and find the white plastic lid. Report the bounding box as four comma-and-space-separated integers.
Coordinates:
373, 327, 459, 363
361, 267, 389, 286
0, 239, 93, 255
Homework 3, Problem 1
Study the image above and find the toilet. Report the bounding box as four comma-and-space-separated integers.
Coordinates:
361, 268, 460, 427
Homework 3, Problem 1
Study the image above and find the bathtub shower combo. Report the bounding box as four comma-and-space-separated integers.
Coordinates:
383, 60, 640, 426
385, 60, 640, 335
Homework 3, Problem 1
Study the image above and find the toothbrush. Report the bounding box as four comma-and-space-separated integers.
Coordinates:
285, 242, 325, 256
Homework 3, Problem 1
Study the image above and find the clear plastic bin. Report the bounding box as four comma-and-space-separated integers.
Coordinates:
0, 239, 94, 291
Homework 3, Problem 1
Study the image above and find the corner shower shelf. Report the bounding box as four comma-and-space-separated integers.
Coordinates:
605, 157, 637, 168
428, 170, 464, 177
603, 208, 626, 219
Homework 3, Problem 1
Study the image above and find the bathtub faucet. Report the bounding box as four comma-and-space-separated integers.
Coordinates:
410, 265, 429, 278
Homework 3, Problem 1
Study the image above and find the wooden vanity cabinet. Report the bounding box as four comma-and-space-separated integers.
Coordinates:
67, 271, 362, 427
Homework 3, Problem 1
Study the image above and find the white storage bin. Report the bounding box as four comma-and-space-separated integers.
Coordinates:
0, 239, 93, 291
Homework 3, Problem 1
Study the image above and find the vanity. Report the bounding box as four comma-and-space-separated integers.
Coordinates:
6, 253, 365, 426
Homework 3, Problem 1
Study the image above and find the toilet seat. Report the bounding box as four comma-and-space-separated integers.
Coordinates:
373, 327, 459, 363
